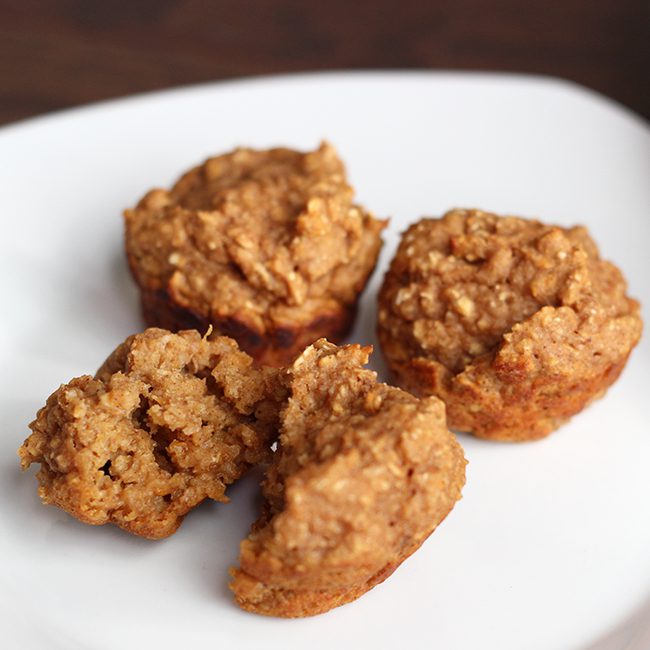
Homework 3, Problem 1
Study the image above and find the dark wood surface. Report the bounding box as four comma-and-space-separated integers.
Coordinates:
1, 0, 648, 126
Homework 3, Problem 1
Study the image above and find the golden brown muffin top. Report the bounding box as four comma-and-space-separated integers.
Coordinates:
379, 208, 640, 374
125, 142, 386, 332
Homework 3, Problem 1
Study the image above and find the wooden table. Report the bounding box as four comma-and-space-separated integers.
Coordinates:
1, 0, 648, 126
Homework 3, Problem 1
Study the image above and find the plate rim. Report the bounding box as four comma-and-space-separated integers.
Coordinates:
1, 69, 648, 139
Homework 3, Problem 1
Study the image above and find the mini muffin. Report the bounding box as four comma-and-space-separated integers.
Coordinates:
378, 208, 643, 441
124, 142, 386, 366
230, 339, 466, 617
19, 328, 285, 539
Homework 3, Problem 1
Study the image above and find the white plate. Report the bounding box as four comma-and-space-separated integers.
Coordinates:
1, 72, 649, 650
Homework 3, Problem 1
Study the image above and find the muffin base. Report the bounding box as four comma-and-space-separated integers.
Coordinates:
138, 286, 358, 367
389, 350, 633, 442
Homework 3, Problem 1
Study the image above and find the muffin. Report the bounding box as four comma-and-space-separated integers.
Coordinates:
19, 328, 285, 539
124, 142, 386, 366
378, 208, 642, 441
230, 339, 466, 617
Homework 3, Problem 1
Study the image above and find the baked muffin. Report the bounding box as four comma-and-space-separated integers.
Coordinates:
378, 208, 643, 441
124, 142, 386, 366
230, 339, 466, 617
19, 328, 285, 539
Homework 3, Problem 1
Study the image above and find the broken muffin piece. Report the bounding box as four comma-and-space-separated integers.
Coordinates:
377, 208, 643, 441
19, 328, 285, 539
124, 142, 387, 366
230, 339, 466, 617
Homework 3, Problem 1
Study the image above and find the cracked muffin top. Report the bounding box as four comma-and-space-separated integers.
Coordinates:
378, 208, 642, 440
230, 339, 466, 617
124, 142, 386, 337
379, 208, 639, 373
19, 328, 285, 539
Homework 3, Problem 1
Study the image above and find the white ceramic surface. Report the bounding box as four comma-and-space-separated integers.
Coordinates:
1, 72, 648, 650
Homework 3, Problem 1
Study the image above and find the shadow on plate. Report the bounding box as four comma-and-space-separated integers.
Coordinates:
584, 591, 650, 650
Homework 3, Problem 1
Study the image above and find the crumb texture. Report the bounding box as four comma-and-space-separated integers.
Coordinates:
19, 328, 285, 538
230, 339, 466, 617
125, 142, 386, 365
378, 208, 643, 440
